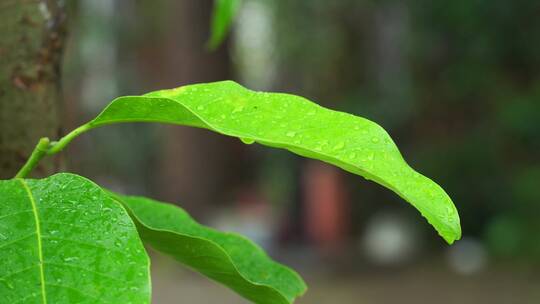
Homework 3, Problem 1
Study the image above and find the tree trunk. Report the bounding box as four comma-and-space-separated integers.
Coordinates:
138, 0, 236, 217
0, 0, 66, 179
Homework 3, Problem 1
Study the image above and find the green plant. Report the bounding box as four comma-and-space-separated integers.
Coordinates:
0, 1, 461, 303
1, 81, 460, 303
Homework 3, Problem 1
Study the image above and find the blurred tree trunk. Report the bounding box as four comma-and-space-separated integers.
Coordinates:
0, 1, 66, 179
137, 0, 236, 216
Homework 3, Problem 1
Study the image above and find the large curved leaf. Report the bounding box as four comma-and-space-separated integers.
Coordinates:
0, 174, 150, 303
73, 80, 460, 243
109, 194, 306, 304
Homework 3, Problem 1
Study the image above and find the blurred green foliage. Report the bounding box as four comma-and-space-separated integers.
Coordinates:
64, 0, 539, 261
269, 0, 540, 258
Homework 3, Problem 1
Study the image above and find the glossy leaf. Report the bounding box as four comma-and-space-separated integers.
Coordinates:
0, 174, 150, 303
76, 80, 460, 243
109, 194, 306, 304
207, 0, 242, 50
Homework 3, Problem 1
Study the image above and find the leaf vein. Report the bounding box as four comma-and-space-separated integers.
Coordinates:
0, 209, 33, 221
18, 179, 47, 304
44, 262, 124, 283
41, 236, 128, 256
0, 232, 36, 249
0, 264, 39, 280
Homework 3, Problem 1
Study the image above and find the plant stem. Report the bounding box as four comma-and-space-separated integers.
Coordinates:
15, 137, 51, 178
47, 124, 92, 155
14, 123, 93, 179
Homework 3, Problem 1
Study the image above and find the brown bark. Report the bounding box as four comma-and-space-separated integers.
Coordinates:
136, 0, 236, 216
0, 0, 66, 179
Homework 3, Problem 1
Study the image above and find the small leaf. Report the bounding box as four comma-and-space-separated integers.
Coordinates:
0, 174, 150, 303
84, 81, 461, 243
110, 193, 306, 304
207, 0, 242, 50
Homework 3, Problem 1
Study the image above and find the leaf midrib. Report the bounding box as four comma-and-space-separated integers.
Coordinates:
18, 179, 47, 304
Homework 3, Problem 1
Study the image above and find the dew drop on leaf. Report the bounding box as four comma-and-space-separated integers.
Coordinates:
63, 256, 79, 262
332, 141, 345, 150
286, 131, 296, 137
240, 138, 255, 145
233, 105, 244, 113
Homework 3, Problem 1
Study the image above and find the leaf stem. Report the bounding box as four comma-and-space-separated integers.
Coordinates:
14, 123, 93, 178
47, 124, 92, 155
15, 137, 51, 178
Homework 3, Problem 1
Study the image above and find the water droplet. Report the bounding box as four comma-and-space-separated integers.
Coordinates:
371, 137, 380, 143
1, 279, 14, 290
348, 152, 357, 159
367, 152, 374, 161
333, 142, 345, 150
233, 105, 244, 113
63, 256, 79, 262
286, 131, 296, 137
240, 138, 255, 145
196, 105, 204, 110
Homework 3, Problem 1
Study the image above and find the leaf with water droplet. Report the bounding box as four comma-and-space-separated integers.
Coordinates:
0, 174, 150, 303
240, 137, 255, 145
333, 141, 345, 150
70, 80, 461, 245
109, 193, 306, 304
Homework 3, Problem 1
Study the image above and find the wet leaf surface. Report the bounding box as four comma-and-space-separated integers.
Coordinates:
0, 174, 150, 303
110, 193, 306, 304
89, 81, 461, 243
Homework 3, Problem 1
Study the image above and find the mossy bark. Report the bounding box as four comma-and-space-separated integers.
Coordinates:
0, 1, 66, 179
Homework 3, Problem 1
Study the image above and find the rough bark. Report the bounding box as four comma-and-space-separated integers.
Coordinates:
0, 0, 66, 179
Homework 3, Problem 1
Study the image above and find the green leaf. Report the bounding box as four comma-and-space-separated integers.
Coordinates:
109, 193, 306, 304
207, 0, 242, 50
72, 80, 461, 244
0, 174, 150, 303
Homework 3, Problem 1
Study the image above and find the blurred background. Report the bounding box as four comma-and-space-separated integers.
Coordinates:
59, 1, 539, 303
